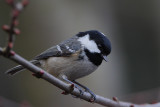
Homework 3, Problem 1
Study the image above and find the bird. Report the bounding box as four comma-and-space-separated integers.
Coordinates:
6, 30, 111, 102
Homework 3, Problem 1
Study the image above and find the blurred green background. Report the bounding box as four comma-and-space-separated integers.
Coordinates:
0, 0, 160, 107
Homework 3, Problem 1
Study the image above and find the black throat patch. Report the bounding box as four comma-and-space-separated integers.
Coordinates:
84, 49, 103, 66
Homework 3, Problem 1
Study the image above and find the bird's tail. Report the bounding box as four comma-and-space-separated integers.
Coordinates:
5, 60, 40, 75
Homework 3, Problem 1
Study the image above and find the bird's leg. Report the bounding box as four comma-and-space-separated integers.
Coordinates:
73, 80, 96, 102
61, 75, 84, 96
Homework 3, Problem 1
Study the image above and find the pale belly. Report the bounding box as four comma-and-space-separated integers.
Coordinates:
40, 56, 97, 80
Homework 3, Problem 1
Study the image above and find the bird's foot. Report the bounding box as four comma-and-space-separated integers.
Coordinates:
84, 87, 96, 102
73, 80, 96, 102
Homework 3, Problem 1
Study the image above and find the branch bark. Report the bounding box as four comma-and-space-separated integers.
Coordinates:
1, 48, 160, 107
1, 0, 160, 107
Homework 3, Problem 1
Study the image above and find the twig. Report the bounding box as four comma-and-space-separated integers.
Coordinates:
1, 0, 160, 107
1, 48, 160, 107
2, 0, 28, 56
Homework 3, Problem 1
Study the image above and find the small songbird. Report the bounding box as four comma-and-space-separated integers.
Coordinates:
6, 30, 111, 101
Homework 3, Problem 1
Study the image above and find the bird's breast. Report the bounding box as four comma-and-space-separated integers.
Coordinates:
40, 52, 97, 80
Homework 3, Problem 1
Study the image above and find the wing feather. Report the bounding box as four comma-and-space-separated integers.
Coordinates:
34, 36, 81, 60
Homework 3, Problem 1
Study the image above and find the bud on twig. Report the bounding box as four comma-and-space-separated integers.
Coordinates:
22, 0, 29, 7
6, 0, 14, 5
14, 28, 20, 35
12, 9, 20, 17
2, 25, 10, 31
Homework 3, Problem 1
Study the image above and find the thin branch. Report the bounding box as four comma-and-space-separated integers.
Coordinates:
1, 48, 160, 107
1, 0, 160, 107
2, 0, 28, 56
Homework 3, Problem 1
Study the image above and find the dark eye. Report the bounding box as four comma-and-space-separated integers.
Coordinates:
98, 44, 102, 49
98, 44, 101, 47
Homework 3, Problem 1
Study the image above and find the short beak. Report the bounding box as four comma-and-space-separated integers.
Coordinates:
102, 55, 108, 62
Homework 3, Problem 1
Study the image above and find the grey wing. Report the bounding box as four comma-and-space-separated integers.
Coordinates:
6, 36, 81, 75
34, 36, 82, 60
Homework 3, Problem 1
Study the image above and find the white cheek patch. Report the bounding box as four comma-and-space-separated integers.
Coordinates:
78, 34, 100, 53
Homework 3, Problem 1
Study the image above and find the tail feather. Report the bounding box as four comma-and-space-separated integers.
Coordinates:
6, 60, 40, 75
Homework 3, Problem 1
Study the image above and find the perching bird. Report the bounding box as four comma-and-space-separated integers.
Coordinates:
6, 30, 111, 101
